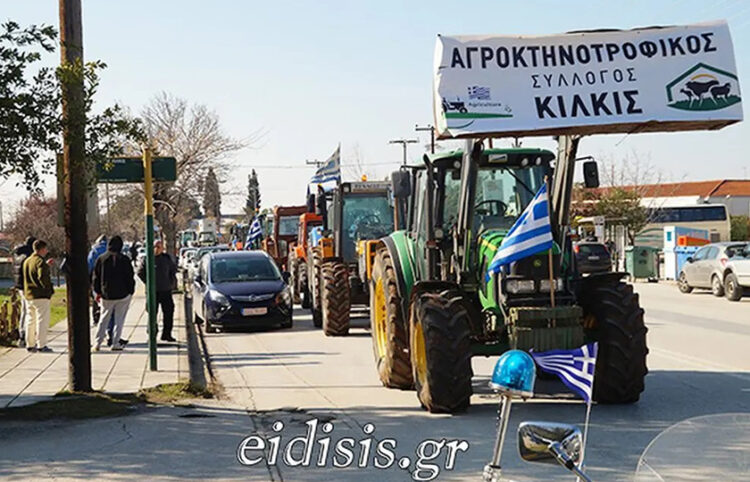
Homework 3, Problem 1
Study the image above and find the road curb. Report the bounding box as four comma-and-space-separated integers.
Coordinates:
183, 294, 209, 389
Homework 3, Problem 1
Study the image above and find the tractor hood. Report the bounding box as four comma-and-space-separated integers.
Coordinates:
477, 229, 561, 279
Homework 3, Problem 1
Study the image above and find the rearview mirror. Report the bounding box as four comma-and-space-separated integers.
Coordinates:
391, 170, 411, 200
582, 160, 599, 188
518, 421, 582, 466
686, 257, 693, 263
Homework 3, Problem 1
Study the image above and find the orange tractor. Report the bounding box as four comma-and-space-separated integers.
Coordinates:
287, 212, 323, 307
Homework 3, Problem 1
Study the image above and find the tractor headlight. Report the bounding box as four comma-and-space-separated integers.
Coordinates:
539, 279, 563, 292
505, 279, 536, 294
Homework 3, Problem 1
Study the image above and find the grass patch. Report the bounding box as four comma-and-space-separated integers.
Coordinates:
139, 382, 213, 404
0, 382, 215, 421
0, 287, 67, 328
0, 391, 142, 421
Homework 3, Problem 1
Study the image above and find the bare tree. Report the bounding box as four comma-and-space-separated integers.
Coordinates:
343, 143, 370, 181
137, 92, 257, 252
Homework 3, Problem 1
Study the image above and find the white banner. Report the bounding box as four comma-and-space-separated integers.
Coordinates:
433, 21, 742, 139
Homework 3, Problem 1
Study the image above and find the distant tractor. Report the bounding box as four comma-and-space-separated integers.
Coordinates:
287, 211, 322, 308
368, 143, 648, 413
262, 205, 307, 270
307, 181, 396, 335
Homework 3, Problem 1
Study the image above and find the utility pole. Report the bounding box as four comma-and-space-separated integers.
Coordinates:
389, 138, 418, 165
415, 124, 435, 154
59, 0, 91, 391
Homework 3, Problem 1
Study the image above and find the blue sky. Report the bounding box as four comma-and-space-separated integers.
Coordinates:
3, 0, 750, 213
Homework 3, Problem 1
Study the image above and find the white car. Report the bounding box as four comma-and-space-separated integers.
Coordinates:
723, 243, 750, 301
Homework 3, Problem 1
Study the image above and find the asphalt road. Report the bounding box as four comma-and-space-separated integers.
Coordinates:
1, 282, 748, 481
201, 281, 750, 481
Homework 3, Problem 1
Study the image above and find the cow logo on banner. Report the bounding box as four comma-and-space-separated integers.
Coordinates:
666, 63, 741, 111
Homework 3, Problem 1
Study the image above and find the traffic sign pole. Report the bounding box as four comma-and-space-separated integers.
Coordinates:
143, 147, 158, 371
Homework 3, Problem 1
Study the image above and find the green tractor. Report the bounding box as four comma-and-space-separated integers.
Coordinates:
369, 139, 648, 413
309, 180, 396, 336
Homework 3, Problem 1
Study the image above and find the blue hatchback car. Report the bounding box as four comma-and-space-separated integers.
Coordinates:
192, 250, 293, 332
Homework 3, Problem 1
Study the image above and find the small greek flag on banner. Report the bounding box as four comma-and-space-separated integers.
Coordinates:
531, 342, 598, 403
310, 145, 341, 185
486, 183, 553, 278
246, 217, 262, 244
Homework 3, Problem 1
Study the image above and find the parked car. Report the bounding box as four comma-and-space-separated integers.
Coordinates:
178, 247, 197, 270
574, 241, 612, 274
192, 250, 292, 332
678, 242, 748, 297
723, 242, 750, 301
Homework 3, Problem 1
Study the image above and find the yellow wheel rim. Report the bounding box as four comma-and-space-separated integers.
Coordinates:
412, 319, 427, 385
373, 278, 388, 357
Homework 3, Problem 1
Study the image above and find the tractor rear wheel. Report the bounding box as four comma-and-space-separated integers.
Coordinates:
311, 248, 323, 328
580, 280, 648, 404
300, 264, 311, 309
289, 259, 301, 304
322, 261, 350, 336
409, 291, 472, 413
370, 249, 413, 389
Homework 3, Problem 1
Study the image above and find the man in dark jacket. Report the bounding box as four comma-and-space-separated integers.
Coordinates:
138, 240, 177, 342
12, 236, 35, 347
22, 239, 54, 352
92, 236, 135, 351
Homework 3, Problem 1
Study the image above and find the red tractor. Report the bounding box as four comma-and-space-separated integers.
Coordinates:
262, 205, 307, 271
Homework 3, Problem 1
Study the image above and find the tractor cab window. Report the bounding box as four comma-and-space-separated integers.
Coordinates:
278, 216, 299, 237
473, 165, 546, 234
341, 193, 394, 261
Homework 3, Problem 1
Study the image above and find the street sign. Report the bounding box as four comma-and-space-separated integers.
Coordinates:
97, 157, 177, 183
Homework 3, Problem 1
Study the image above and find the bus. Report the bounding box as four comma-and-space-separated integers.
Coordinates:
635, 204, 730, 248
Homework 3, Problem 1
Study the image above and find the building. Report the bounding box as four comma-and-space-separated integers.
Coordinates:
636, 180, 750, 217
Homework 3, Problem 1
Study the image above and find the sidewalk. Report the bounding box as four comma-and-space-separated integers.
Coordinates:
0, 290, 187, 408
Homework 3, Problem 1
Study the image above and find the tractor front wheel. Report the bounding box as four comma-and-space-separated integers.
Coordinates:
409, 291, 472, 413
580, 280, 648, 404
322, 261, 350, 336
370, 249, 413, 389
300, 264, 311, 309
310, 248, 323, 328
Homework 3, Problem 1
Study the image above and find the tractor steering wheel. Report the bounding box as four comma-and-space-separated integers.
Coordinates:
474, 200, 507, 217
350, 214, 384, 240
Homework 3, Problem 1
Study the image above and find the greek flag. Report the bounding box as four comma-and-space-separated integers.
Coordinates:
487, 183, 553, 277
531, 342, 598, 403
246, 217, 262, 244
310, 146, 341, 185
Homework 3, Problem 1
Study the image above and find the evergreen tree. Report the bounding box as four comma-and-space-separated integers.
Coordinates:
202, 167, 221, 218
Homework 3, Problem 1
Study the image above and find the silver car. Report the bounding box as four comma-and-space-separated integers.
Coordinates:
678, 242, 749, 297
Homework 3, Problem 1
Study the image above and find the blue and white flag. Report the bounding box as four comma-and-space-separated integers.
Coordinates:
246, 217, 262, 245
310, 145, 341, 185
487, 183, 553, 277
531, 342, 598, 403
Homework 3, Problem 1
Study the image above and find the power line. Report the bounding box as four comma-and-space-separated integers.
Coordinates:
246, 160, 406, 169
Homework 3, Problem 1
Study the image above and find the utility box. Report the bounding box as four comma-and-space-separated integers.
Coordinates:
626, 246, 659, 280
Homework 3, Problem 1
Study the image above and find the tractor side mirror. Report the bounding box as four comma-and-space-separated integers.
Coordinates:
391, 170, 411, 199
582, 160, 599, 188
306, 193, 315, 213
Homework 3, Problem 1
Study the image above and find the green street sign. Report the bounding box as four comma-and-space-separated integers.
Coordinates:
98, 157, 177, 183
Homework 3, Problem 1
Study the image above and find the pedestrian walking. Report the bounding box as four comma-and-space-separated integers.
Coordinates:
87, 235, 108, 326
92, 236, 135, 351
138, 240, 177, 342
12, 236, 36, 348
22, 239, 55, 352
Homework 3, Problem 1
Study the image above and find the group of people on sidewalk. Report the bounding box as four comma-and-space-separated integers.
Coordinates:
87, 236, 177, 351
12, 234, 178, 354
12, 237, 56, 352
